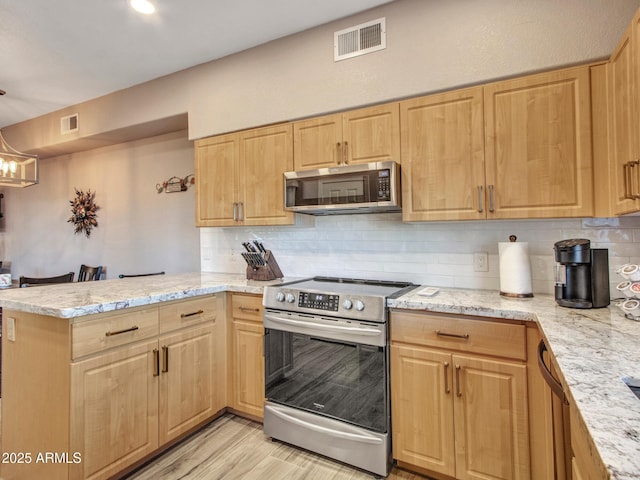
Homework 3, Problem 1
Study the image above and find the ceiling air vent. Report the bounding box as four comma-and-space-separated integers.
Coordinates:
60, 113, 79, 135
334, 17, 386, 62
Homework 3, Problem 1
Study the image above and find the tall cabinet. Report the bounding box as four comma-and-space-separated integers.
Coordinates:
228, 293, 265, 420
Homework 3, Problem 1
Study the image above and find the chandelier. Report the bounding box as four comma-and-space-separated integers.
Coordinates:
0, 130, 39, 187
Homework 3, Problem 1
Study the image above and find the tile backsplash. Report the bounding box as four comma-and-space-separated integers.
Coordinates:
200, 214, 640, 296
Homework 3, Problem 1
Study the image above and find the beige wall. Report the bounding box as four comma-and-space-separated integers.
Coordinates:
0, 130, 199, 280
5, 0, 640, 152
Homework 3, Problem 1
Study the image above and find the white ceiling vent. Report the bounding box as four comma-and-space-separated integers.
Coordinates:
334, 17, 386, 62
60, 113, 79, 135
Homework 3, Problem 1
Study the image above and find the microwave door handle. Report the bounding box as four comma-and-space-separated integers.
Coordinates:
265, 313, 382, 336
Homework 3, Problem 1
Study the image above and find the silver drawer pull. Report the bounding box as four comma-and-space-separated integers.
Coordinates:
105, 325, 139, 337
435, 330, 470, 340
181, 309, 204, 318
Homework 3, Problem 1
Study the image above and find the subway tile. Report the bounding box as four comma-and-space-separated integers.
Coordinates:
201, 216, 640, 293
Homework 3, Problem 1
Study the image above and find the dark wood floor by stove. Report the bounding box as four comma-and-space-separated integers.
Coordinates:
124, 414, 430, 480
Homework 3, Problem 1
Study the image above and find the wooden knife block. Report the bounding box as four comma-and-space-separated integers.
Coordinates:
246, 250, 283, 281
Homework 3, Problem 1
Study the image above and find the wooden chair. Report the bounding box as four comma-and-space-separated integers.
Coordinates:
78, 264, 103, 282
19, 272, 75, 288
118, 271, 165, 278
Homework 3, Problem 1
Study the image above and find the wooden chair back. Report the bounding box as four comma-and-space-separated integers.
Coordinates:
78, 264, 103, 282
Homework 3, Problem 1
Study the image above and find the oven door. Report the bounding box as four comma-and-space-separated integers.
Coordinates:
264, 310, 388, 433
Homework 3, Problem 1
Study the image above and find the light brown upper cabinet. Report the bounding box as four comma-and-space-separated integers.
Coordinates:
401, 87, 486, 221
484, 65, 594, 219
403, 65, 594, 222
609, 10, 640, 215
293, 103, 400, 170
195, 124, 294, 227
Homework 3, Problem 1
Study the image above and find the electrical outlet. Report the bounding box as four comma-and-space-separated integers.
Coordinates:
474, 252, 489, 272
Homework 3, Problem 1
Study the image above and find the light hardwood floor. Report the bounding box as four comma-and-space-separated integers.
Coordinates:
124, 414, 431, 480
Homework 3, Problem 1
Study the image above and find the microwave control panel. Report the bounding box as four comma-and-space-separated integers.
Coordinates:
377, 170, 391, 200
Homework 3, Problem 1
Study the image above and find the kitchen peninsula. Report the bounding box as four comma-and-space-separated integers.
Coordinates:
0, 273, 638, 480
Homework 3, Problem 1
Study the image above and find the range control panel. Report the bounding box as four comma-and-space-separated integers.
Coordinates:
298, 291, 339, 311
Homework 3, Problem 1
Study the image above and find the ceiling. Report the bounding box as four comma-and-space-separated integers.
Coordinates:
0, 0, 393, 129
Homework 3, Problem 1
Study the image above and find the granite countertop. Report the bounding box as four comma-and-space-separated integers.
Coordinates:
0, 274, 638, 478
389, 288, 640, 480
0, 272, 290, 319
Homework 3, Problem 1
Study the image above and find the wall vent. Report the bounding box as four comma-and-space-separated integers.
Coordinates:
334, 17, 386, 62
60, 113, 79, 135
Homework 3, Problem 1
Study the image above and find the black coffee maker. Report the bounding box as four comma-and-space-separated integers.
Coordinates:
554, 239, 610, 309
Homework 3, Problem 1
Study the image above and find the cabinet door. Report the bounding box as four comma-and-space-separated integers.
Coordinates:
401, 88, 486, 221
70, 340, 159, 480
484, 66, 593, 219
158, 324, 218, 445
390, 344, 455, 477
610, 18, 640, 214
452, 354, 530, 480
342, 103, 400, 165
293, 113, 343, 170
239, 123, 294, 226
195, 134, 239, 226
229, 318, 265, 419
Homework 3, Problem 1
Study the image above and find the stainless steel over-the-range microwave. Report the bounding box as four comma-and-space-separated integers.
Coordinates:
284, 160, 401, 215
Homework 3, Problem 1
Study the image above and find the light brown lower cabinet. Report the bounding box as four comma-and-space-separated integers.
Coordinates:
1, 295, 225, 480
569, 394, 610, 480
390, 310, 538, 480
227, 293, 265, 420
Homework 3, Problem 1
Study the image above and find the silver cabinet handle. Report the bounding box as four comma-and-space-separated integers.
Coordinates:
488, 184, 495, 212
455, 364, 462, 397
238, 202, 244, 221
444, 361, 451, 394
477, 185, 484, 213
232, 202, 238, 221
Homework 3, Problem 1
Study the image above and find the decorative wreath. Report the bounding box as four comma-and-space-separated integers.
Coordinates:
68, 188, 99, 237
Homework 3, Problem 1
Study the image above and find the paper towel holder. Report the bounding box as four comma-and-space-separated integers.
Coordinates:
499, 234, 534, 298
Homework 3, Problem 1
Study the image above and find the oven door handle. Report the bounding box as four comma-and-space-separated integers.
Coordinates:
265, 313, 382, 336
267, 404, 383, 445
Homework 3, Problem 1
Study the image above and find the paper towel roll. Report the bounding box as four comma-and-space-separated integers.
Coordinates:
499, 241, 533, 297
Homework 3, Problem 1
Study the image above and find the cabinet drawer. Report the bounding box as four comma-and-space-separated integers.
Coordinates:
391, 311, 526, 361
159, 295, 219, 333
72, 308, 159, 359
231, 293, 263, 322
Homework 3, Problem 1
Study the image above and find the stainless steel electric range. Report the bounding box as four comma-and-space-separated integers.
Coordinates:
262, 276, 417, 477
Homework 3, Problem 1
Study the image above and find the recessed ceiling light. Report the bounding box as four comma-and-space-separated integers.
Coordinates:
129, 0, 156, 15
